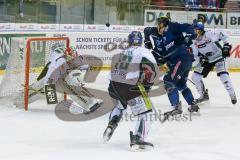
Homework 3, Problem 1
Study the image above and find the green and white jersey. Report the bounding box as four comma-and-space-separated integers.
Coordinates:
110, 46, 157, 85
192, 30, 228, 63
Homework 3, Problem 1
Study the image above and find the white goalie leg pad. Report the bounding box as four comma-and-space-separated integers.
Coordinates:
64, 69, 85, 86
64, 70, 102, 112
68, 92, 103, 113
192, 72, 204, 97
109, 100, 126, 121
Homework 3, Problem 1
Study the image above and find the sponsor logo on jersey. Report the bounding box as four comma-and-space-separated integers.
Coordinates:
165, 41, 174, 51
197, 40, 211, 48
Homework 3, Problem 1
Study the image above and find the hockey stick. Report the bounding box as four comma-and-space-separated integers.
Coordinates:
187, 78, 195, 86
21, 84, 45, 95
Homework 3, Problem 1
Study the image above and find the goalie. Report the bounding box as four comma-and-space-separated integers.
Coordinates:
13, 42, 103, 113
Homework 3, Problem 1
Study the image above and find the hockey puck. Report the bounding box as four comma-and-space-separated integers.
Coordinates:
106, 22, 110, 27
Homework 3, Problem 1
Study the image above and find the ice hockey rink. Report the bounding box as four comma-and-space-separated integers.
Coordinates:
0, 71, 240, 160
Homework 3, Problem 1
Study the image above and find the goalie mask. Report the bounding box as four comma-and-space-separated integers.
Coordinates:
64, 47, 78, 61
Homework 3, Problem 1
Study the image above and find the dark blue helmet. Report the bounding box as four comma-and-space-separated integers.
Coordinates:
128, 31, 143, 45
193, 21, 204, 31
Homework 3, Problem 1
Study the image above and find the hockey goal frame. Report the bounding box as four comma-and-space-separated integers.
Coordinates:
24, 37, 70, 111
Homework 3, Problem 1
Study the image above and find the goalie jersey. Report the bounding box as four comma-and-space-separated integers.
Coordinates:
110, 46, 158, 85
44, 47, 88, 85
192, 30, 228, 63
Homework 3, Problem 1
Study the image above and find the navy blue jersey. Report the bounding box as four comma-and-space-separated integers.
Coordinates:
144, 22, 195, 64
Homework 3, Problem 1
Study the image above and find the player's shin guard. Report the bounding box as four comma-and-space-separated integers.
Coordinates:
219, 73, 237, 104
162, 87, 182, 123
103, 101, 125, 142
192, 72, 206, 97
134, 112, 152, 140
167, 88, 180, 107
181, 87, 194, 105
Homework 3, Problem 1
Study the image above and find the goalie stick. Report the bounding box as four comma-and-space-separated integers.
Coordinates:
21, 83, 58, 105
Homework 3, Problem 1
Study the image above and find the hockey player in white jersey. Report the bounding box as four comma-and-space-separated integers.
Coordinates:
191, 22, 237, 104
103, 31, 158, 151
14, 42, 102, 113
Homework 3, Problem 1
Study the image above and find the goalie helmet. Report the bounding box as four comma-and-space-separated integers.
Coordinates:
64, 47, 78, 61
128, 31, 143, 45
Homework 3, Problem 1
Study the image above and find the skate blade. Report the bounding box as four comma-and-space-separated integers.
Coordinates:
103, 128, 112, 143
130, 144, 153, 152
190, 111, 201, 116
197, 100, 210, 105
161, 115, 169, 123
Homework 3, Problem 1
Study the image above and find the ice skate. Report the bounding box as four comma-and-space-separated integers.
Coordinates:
196, 89, 209, 104
162, 101, 182, 123
103, 115, 120, 142
188, 101, 200, 114
231, 94, 237, 105
130, 131, 153, 151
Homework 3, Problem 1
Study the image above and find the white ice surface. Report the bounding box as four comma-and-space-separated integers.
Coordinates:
0, 71, 240, 160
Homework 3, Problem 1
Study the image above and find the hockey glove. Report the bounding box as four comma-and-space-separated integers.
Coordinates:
222, 43, 232, 58
144, 27, 153, 49
186, 47, 193, 54
200, 56, 209, 67
157, 57, 166, 66
144, 40, 153, 49
184, 34, 193, 47
142, 66, 153, 84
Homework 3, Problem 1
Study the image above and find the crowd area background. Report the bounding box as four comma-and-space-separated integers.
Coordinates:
0, 0, 239, 25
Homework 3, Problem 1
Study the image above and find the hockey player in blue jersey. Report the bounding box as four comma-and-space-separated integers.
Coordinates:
144, 16, 199, 120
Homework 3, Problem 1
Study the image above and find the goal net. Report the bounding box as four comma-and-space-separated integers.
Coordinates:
0, 37, 70, 110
